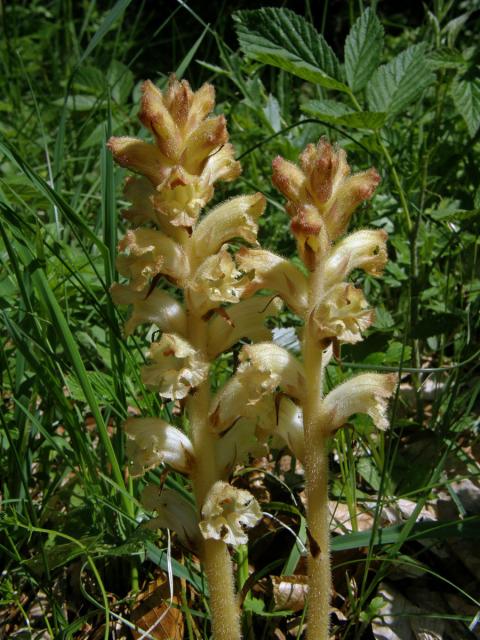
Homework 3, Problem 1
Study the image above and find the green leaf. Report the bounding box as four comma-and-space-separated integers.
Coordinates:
344, 8, 384, 92
107, 60, 134, 104
427, 48, 466, 70
366, 43, 435, 116
53, 95, 99, 111
233, 8, 348, 92
302, 99, 386, 129
450, 77, 480, 137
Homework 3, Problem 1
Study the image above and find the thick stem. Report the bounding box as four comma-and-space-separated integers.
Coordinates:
303, 262, 331, 640
187, 311, 242, 640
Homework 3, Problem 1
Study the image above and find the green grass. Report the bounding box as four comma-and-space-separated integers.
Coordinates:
1, 1, 479, 638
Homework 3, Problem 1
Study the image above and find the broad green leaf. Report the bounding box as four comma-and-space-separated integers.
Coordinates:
427, 48, 466, 70
344, 8, 384, 92
302, 99, 386, 129
366, 43, 435, 116
451, 77, 480, 137
233, 8, 349, 92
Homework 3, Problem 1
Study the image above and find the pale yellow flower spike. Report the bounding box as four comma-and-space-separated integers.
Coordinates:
271, 139, 396, 640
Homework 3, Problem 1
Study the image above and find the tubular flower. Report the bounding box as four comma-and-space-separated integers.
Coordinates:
142, 485, 201, 551
141, 333, 209, 399
209, 343, 305, 432
324, 229, 388, 286
276, 396, 306, 462
236, 248, 309, 315
321, 373, 397, 434
215, 418, 267, 478
199, 481, 262, 546
185, 245, 254, 317
191, 193, 265, 260
116, 228, 189, 290
206, 295, 283, 358
309, 283, 375, 347
110, 284, 187, 337
125, 417, 194, 476
272, 139, 380, 269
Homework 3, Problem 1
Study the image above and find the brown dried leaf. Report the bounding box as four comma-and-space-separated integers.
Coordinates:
272, 575, 308, 612
132, 577, 184, 640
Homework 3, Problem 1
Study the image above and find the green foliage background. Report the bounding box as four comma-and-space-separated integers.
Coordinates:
1, 1, 479, 638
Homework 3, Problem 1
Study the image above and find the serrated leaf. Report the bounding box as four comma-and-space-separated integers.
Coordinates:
366, 44, 435, 116
233, 8, 348, 92
451, 77, 480, 137
302, 99, 386, 129
427, 48, 466, 70
345, 8, 384, 92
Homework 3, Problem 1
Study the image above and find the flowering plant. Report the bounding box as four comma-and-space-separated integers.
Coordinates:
109, 77, 395, 640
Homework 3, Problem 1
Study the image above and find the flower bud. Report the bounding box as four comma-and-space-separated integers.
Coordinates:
107, 136, 169, 186
272, 139, 381, 264
125, 417, 194, 476
199, 481, 262, 546
141, 333, 209, 399
321, 373, 397, 434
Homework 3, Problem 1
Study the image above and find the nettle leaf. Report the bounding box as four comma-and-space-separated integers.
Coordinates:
366, 43, 435, 116
344, 8, 384, 92
450, 77, 480, 137
233, 8, 348, 92
302, 99, 386, 129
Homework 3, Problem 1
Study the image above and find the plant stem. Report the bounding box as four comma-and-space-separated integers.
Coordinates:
187, 308, 242, 640
303, 262, 331, 640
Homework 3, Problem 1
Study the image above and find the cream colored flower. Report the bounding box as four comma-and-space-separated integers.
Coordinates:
309, 283, 374, 346
215, 418, 267, 478
324, 229, 388, 286
276, 396, 305, 462
199, 481, 262, 546
209, 343, 305, 432
191, 193, 265, 260
110, 284, 186, 337
116, 228, 189, 290
142, 485, 201, 550
125, 417, 194, 476
236, 248, 308, 315
321, 373, 397, 433
185, 245, 253, 317
141, 333, 208, 399
206, 295, 283, 358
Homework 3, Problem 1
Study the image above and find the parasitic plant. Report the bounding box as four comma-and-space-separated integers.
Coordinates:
108, 77, 396, 639
108, 77, 279, 640
268, 140, 397, 638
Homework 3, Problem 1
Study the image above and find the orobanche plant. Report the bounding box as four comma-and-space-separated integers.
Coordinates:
108, 77, 395, 640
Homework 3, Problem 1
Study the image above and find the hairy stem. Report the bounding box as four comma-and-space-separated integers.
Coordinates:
187, 310, 242, 640
303, 262, 331, 640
